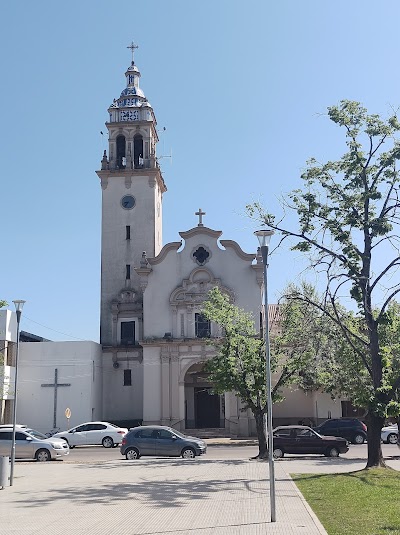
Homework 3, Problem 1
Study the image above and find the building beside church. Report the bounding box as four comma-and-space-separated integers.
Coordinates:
0, 49, 343, 435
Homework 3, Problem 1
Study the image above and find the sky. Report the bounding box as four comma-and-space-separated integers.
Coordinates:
2, 1, 400, 342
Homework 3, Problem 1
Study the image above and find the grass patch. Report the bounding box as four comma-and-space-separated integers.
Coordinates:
292, 468, 400, 535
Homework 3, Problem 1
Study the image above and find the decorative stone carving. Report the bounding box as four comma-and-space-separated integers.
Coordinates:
170, 268, 234, 307
100, 176, 108, 190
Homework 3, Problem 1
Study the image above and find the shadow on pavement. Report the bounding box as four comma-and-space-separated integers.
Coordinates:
13, 476, 266, 508
70, 458, 252, 469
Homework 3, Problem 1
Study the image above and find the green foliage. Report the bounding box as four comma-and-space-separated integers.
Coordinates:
202, 286, 334, 411
201, 288, 266, 413
247, 101, 400, 428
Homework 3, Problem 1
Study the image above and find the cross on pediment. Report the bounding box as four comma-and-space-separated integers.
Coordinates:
195, 208, 206, 227
41, 368, 71, 429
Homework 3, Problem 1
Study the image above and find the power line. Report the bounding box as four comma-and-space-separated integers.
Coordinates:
22, 316, 89, 341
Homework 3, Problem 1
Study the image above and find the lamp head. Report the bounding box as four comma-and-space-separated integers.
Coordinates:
254, 229, 274, 248
12, 300, 26, 313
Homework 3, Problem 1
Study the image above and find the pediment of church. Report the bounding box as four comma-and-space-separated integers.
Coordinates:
170, 267, 234, 306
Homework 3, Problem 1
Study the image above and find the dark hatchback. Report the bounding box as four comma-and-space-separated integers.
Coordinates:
120, 425, 207, 460
272, 425, 349, 458
313, 418, 367, 444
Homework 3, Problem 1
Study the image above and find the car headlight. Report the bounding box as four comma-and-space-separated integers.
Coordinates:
51, 443, 63, 449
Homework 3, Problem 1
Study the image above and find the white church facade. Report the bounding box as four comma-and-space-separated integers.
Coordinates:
0, 49, 343, 435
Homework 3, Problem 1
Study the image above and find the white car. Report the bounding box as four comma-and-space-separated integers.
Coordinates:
381, 424, 398, 444
53, 421, 128, 448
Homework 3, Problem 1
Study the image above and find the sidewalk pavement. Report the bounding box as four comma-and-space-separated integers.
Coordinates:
0, 456, 327, 535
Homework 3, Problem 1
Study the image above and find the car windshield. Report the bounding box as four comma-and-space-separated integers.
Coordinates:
299, 429, 323, 438
169, 429, 186, 439
26, 429, 48, 439
314, 431, 323, 438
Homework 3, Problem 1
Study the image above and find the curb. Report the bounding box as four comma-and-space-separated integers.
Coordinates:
287, 473, 328, 535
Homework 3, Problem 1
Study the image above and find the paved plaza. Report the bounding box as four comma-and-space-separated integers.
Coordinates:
2, 444, 399, 535
0, 455, 327, 535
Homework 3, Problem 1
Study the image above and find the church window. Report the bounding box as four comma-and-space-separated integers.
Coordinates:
195, 313, 211, 338
134, 134, 143, 168
180, 314, 185, 337
124, 369, 132, 386
121, 321, 135, 344
126, 265, 131, 279
193, 246, 210, 266
116, 135, 126, 168
126, 226, 131, 240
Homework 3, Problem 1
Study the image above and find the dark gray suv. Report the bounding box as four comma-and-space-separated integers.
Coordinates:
120, 426, 207, 459
314, 418, 367, 444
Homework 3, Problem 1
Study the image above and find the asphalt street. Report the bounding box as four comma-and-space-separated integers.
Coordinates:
33, 442, 400, 473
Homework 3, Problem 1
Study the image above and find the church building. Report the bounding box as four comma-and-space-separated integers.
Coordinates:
0, 48, 342, 435
96, 47, 267, 436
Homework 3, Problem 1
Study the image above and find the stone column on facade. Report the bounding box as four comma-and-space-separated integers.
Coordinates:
126, 141, 132, 169
137, 316, 143, 342
171, 307, 177, 338
237, 397, 251, 437
186, 305, 194, 338
109, 141, 115, 169
160, 351, 170, 425
111, 303, 119, 346
225, 392, 239, 437
178, 378, 185, 432
170, 352, 180, 424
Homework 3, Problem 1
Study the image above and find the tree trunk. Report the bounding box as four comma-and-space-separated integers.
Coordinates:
254, 410, 267, 459
366, 413, 386, 468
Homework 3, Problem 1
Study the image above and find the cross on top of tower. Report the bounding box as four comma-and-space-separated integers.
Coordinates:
195, 208, 206, 226
127, 41, 138, 63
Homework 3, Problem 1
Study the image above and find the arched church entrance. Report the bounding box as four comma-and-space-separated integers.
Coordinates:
184, 362, 224, 429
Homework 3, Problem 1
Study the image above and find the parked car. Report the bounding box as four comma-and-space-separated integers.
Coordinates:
313, 418, 367, 444
0, 428, 69, 461
0, 424, 28, 429
120, 425, 207, 459
381, 424, 398, 444
272, 425, 349, 458
53, 421, 128, 448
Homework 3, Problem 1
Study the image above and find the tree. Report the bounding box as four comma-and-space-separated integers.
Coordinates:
202, 286, 335, 458
247, 100, 400, 467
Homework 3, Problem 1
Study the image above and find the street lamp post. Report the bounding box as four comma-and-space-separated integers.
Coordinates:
254, 229, 276, 523
10, 299, 26, 487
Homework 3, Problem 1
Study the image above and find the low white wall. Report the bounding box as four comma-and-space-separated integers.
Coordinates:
17, 341, 102, 434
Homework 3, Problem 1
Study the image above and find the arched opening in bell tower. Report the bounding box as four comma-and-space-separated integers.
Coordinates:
134, 134, 144, 168
116, 135, 126, 168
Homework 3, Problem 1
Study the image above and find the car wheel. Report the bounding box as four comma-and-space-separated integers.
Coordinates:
273, 448, 284, 459
181, 447, 196, 459
35, 449, 51, 462
353, 434, 365, 444
327, 447, 339, 458
125, 447, 140, 460
387, 433, 398, 444
102, 436, 114, 448
62, 438, 74, 449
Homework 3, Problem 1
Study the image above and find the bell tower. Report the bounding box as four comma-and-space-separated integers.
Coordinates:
96, 44, 167, 347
